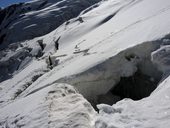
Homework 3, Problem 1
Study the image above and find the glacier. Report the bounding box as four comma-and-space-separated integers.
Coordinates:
1, 0, 170, 127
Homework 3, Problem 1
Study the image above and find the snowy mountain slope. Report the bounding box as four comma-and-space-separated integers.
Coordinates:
0, 0, 101, 49
0, 0, 101, 82
1, 0, 170, 127
18, 0, 170, 102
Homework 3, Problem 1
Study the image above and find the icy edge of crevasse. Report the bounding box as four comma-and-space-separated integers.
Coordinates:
94, 37, 170, 128
58, 39, 163, 106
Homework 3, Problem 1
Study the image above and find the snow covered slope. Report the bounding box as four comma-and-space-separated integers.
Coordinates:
0, 0, 101, 82
0, 0, 101, 49
1, 0, 170, 127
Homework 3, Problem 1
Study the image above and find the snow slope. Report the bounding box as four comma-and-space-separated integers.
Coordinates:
1, 0, 170, 127
0, 0, 101, 49
0, 0, 101, 82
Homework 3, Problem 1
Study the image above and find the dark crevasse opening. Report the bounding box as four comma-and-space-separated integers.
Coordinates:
97, 68, 162, 106
111, 69, 160, 100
